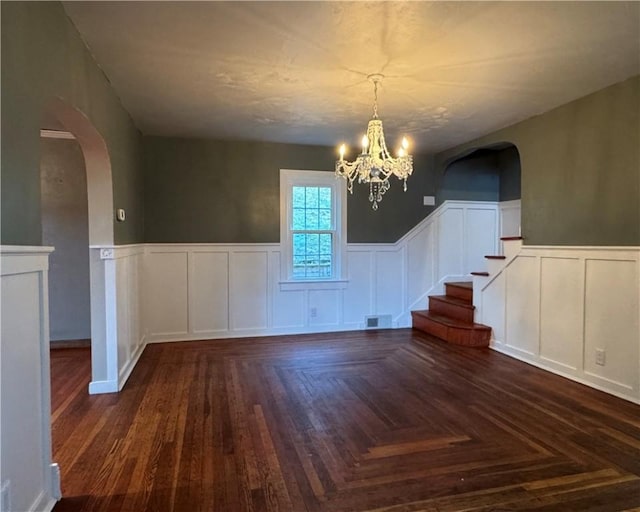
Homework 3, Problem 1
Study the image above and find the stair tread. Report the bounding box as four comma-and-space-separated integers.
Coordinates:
485, 255, 506, 259
430, 295, 474, 308
412, 310, 491, 331
446, 281, 472, 290
501, 236, 523, 241
471, 271, 489, 276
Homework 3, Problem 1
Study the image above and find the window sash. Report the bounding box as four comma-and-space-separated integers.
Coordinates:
280, 169, 346, 283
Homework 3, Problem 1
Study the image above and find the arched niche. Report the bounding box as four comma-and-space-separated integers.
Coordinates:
439, 142, 521, 205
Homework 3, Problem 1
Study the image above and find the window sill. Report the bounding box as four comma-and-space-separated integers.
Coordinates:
279, 279, 348, 291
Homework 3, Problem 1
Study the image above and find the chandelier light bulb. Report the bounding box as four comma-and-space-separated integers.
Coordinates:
398, 148, 405, 158
402, 137, 409, 150
362, 135, 369, 151
339, 144, 346, 160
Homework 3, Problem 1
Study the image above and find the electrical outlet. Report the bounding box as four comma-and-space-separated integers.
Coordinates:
595, 348, 606, 366
310, 307, 317, 318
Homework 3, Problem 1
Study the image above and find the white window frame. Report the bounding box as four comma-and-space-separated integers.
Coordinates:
279, 169, 347, 290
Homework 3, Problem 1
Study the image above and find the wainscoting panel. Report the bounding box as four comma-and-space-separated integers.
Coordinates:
343, 250, 373, 325
584, 258, 639, 393
190, 251, 229, 334
505, 256, 540, 355
465, 208, 497, 274
539, 257, 583, 371
438, 207, 464, 278
229, 251, 269, 331
308, 289, 341, 327
480, 271, 506, 347
271, 251, 305, 329
481, 246, 640, 403
406, 225, 434, 308
375, 249, 405, 320
145, 250, 189, 337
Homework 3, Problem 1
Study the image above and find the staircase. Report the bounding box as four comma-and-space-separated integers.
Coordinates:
411, 282, 491, 347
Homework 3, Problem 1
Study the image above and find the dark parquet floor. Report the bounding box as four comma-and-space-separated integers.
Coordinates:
51, 330, 640, 512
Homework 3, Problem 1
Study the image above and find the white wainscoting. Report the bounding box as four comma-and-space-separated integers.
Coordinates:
1, 246, 59, 512
477, 245, 640, 404
88, 245, 145, 394
144, 201, 500, 343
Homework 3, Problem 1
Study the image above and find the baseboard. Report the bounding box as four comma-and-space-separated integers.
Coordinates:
28, 489, 56, 512
88, 379, 118, 395
490, 343, 639, 405
50, 339, 91, 349
146, 323, 371, 344
118, 338, 146, 391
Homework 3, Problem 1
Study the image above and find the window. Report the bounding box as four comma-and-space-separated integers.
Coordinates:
280, 170, 347, 286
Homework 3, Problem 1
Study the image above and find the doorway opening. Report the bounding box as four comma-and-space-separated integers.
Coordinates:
40, 97, 115, 497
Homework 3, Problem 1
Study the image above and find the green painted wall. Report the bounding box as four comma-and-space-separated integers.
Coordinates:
1, 2, 144, 245
436, 76, 640, 246
438, 151, 500, 204
143, 136, 436, 243
498, 146, 522, 202
346, 154, 436, 243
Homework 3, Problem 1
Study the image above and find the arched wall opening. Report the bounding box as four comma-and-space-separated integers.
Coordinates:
441, 142, 522, 238
41, 97, 116, 391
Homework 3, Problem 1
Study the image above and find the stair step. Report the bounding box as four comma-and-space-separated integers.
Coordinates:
501, 236, 523, 241
411, 310, 491, 348
445, 281, 473, 302
471, 271, 489, 276
485, 255, 506, 260
429, 295, 474, 323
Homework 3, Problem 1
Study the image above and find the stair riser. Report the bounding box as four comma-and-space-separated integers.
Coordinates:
428, 297, 474, 323
412, 313, 448, 340
411, 313, 491, 348
444, 284, 472, 302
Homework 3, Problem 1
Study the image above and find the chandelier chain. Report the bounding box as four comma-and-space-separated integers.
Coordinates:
372, 80, 379, 119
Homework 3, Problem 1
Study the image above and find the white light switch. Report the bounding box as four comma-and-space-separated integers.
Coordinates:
423, 196, 435, 206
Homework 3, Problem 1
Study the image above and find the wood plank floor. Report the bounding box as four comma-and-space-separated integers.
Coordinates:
51, 330, 640, 512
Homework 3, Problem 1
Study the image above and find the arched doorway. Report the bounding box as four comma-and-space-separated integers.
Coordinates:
41, 97, 116, 393
441, 142, 522, 239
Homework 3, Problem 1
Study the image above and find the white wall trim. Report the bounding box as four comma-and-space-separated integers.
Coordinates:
477, 243, 640, 404
142, 200, 500, 342
117, 336, 146, 391
87, 379, 119, 394
1, 247, 57, 512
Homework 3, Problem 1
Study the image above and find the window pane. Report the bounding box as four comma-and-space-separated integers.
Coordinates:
292, 208, 305, 230
319, 254, 332, 277
292, 234, 306, 256
319, 208, 332, 230
292, 187, 306, 208
305, 187, 319, 208
319, 233, 332, 254
305, 209, 319, 230
306, 234, 319, 255
319, 187, 332, 209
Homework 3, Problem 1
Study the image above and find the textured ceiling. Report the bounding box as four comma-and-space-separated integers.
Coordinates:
63, 1, 640, 152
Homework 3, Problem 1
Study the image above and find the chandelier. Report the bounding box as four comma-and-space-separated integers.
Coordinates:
335, 74, 413, 210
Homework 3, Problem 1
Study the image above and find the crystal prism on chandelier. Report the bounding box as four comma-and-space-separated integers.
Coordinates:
335, 74, 413, 210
